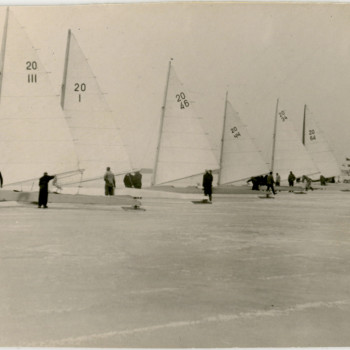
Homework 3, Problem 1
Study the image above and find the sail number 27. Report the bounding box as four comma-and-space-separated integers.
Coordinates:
176, 92, 190, 109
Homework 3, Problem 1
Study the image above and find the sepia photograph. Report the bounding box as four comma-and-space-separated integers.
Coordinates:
1, 1, 350, 347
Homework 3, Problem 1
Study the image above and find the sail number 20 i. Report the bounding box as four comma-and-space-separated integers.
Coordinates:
74, 83, 87, 102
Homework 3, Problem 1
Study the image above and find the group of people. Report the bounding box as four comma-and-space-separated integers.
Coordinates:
123, 172, 142, 189
35, 167, 143, 208
247, 170, 327, 195
104, 167, 143, 195
3, 165, 332, 208
248, 171, 298, 195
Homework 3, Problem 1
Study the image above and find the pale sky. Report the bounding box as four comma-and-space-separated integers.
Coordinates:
1, 2, 350, 169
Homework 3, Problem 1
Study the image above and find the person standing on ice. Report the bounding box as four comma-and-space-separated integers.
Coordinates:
202, 169, 213, 202
0, 171, 3, 188
275, 173, 281, 187
104, 167, 116, 196
288, 171, 296, 192
266, 171, 276, 195
123, 173, 133, 188
38, 172, 55, 208
132, 171, 142, 189
302, 175, 314, 191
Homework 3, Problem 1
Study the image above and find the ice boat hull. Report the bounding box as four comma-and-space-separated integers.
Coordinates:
0, 190, 139, 206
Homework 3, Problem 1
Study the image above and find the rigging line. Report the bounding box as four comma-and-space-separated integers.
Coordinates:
66, 126, 126, 131
4, 169, 83, 186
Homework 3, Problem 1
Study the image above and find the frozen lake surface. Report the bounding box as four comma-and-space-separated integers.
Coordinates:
1, 186, 350, 347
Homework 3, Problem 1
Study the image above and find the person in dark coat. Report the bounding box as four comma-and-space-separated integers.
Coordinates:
320, 175, 326, 186
266, 171, 276, 195
123, 173, 133, 188
247, 176, 260, 191
38, 172, 55, 208
202, 170, 213, 201
0, 171, 3, 188
288, 171, 296, 192
132, 171, 142, 189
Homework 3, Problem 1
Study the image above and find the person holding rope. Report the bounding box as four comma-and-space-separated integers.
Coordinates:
38, 172, 55, 208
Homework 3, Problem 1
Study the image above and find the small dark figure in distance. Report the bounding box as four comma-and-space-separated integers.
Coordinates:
275, 172, 281, 187
302, 175, 314, 191
266, 171, 276, 195
123, 173, 133, 188
38, 172, 55, 208
203, 169, 213, 201
0, 171, 3, 188
104, 167, 116, 196
132, 171, 142, 189
288, 171, 296, 192
320, 175, 326, 186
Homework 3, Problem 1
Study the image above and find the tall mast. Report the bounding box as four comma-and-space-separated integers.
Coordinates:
60, 29, 71, 109
270, 98, 279, 173
302, 104, 307, 145
218, 91, 228, 186
151, 58, 172, 186
0, 7, 9, 103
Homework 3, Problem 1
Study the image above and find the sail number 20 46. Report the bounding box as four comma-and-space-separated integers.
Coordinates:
176, 92, 190, 109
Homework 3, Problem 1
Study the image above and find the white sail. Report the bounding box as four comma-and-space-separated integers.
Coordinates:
218, 97, 269, 185
303, 105, 340, 178
153, 62, 219, 185
0, 9, 80, 186
271, 100, 320, 180
61, 30, 133, 185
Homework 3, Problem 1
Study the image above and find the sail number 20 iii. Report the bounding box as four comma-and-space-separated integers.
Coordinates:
26, 61, 37, 83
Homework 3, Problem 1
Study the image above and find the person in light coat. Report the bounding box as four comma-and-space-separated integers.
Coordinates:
104, 167, 116, 196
